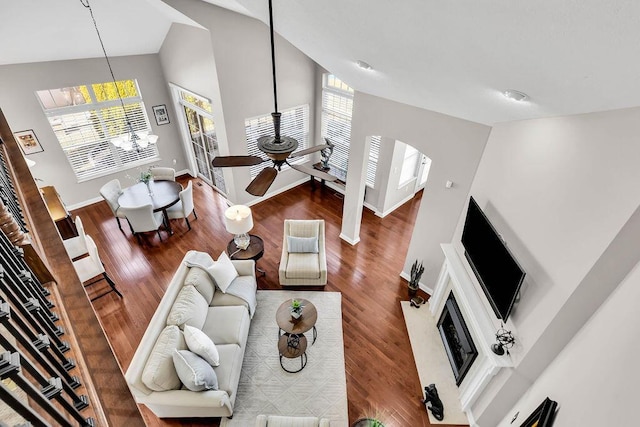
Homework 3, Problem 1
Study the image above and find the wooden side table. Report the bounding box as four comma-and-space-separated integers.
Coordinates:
41, 186, 77, 239
227, 234, 265, 276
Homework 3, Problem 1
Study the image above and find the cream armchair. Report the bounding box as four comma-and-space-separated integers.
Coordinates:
256, 415, 330, 427
279, 219, 327, 286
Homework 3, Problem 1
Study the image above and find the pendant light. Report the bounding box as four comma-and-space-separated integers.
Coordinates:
80, 0, 158, 152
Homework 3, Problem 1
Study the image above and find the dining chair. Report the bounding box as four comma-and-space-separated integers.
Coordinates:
72, 235, 123, 301
62, 215, 89, 260
99, 179, 128, 232
119, 204, 165, 244
165, 180, 197, 230
150, 167, 176, 182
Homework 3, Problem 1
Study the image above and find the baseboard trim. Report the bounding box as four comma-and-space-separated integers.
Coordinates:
67, 196, 103, 211
376, 193, 416, 218
339, 233, 360, 245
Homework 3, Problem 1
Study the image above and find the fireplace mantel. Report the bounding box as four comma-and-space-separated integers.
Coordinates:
429, 244, 514, 412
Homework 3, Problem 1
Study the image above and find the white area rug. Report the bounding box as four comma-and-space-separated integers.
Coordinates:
401, 301, 469, 425
221, 291, 348, 427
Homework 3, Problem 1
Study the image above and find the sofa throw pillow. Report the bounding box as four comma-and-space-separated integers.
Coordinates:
166, 285, 208, 329
141, 325, 186, 391
172, 349, 218, 392
287, 236, 319, 253
184, 267, 216, 304
184, 325, 220, 366
210, 251, 238, 293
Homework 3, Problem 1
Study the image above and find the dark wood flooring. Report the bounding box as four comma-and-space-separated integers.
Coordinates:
72, 176, 467, 427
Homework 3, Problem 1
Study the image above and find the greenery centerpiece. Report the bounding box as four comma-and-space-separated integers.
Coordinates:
408, 259, 424, 297
139, 169, 153, 195
139, 169, 153, 184
290, 299, 304, 320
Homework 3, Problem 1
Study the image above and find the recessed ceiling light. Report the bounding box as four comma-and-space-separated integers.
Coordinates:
356, 60, 373, 71
503, 89, 528, 102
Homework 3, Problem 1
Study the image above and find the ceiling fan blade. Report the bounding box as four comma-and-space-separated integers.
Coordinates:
290, 163, 338, 182
246, 167, 278, 196
211, 155, 265, 167
289, 144, 331, 159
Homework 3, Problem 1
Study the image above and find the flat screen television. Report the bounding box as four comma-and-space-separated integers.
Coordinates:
461, 197, 525, 321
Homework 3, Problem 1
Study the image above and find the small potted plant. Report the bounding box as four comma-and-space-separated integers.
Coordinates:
352, 419, 384, 427
353, 408, 385, 427
408, 260, 424, 298
290, 299, 304, 320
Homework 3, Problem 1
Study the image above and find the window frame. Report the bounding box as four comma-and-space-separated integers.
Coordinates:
37, 79, 159, 183
321, 74, 354, 181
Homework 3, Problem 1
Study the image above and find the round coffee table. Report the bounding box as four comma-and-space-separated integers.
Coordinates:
276, 299, 317, 372
277, 334, 308, 373
227, 234, 265, 276
276, 299, 317, 344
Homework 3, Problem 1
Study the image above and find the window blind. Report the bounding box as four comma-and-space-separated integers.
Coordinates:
245, 105, 309, 178
321, 75, 354, 178
366, 135, 381, 188
39, 80, 158, 182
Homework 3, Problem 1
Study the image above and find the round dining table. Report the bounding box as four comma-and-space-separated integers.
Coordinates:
118, 180, 182, 235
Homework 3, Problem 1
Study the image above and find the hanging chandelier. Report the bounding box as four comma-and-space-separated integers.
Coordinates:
80, 0, 158, 153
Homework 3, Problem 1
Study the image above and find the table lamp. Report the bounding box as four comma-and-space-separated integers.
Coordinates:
224, 205, 253, 250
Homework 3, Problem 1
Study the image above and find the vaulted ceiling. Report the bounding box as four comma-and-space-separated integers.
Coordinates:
2, 0, 639, 125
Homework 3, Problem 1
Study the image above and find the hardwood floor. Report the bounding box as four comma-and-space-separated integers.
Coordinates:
73, 176, 467, 427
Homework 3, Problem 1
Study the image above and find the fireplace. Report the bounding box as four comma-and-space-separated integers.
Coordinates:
430, 244, 515, 412
437, 292, 478, 385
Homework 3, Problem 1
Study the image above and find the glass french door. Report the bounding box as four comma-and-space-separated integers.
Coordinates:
177, 90, 226, 195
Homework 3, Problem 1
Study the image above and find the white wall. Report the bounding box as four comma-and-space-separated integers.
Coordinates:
343, 92, 491, 282
0, 55, 186, 207
162, 0, 318, 205
381, 140, 419, 214
158, 23, 237, 195
451, 106, 640, 425
498, 258, 640, 427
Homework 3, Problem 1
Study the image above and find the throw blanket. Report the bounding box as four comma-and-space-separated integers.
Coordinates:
183, 251, 257, 318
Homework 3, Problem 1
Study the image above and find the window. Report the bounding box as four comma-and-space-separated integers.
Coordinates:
37, 80, 158, 182
245, 105, 310, 178
321, 74, 353, 180
366, 135, 381, 188
399, 143, 420, 187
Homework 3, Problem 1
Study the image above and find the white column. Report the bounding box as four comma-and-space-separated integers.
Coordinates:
340, 127, 370, 245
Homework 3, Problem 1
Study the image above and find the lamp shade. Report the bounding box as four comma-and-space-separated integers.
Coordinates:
224, 205, 253, 234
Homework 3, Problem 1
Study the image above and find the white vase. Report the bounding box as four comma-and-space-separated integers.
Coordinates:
291, 310, 302, 320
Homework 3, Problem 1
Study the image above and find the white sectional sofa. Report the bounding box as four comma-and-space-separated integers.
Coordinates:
125, 250, 257, 418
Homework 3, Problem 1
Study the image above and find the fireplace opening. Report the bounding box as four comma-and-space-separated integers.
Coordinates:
437, 291, 478, 385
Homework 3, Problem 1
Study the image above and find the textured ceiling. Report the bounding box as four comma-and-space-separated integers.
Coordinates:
2, 0, 640, 125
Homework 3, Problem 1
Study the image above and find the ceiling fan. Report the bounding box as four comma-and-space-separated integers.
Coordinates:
211, 0, 338, 197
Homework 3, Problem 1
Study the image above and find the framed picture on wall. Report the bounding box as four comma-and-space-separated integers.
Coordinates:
14, 129, 44, 155
520, 397, 558, 427
152, 104, 170, 125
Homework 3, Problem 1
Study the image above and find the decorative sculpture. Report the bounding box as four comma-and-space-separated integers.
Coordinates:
422, 383, 444, 421
491, 323, 515, 355
320, 138, 335, 169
